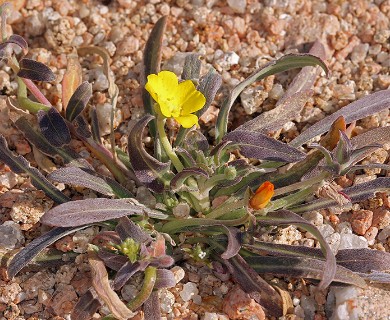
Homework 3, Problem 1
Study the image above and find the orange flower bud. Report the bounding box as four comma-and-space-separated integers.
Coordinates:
249, 181, 274, 210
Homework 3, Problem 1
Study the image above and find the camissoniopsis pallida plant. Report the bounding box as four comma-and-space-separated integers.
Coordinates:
0, 6, 390, 319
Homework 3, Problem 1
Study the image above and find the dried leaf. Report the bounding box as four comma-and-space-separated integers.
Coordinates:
71, 290, 101, 320
18, 58, 56, 82
65, 81, 92, 121
40, 198, 168, 227
37, 107, 71, 148
62, 52, 83, 109
89, 253, 136, 320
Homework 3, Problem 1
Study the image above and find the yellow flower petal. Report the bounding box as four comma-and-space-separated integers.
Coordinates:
174, 114, 199, 128
249, 181, 274, 210
177, 80, 206, 115
145, 71, 178, 103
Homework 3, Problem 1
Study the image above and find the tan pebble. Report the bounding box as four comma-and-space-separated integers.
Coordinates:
222, 285, 265, 320
364, 226, 378, 244
54, 235, 75, 252
50, 285, 78, 315
335, 36, 361, 60
377, 74, 390, 89
372, 207, 390, 229
351, 210, 373, 235
0, 0, 25, 11
116, 36, 140, 56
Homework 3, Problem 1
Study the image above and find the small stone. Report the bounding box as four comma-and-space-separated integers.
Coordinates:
351, 210, 373, 235
222, 285, 265, 320
214, 50, 240, 69
180, 282, 199, 302
171, 266, 185, 283
372, 207, 390, 229
121, 284, 139, 302
240, 85, 268, 114
172, 202, 191, 218
50, 284, 78, 315
350, 43, 369, 64
302, 211, 324, 226
317, 224, 335, 238
116, 36, 140, 56
326, 232, 341, 253
72, 226, 99, 253
364, 227, 378, 245
300, 295, 316, 320
338, 233, 368, 250
378, 225, 390, 242
227, 0, 246, 13
0, 282, 22, 304
336, 221, 353, 234
0, 221, 24, 249
203, 313, 219, 320
136, 186, 157, 208
159, 289, 175, 313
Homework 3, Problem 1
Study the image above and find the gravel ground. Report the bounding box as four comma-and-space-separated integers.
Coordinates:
0, 0, 389, 319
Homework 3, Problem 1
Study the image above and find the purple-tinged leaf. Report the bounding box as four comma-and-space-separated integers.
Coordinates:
7, 226, 86, 279
89, 253, 136, 319
216, 53, 328, 142
356, 271, 390, 283
37, 107, 71, 148
170, 167, 208, 192
15, 116, 79, 163
217, 226, 242, 260
128, 115, 172, 193
142, 16, 167, 136
40, 198, 168, 227
181, 54, 201, 80
97, 250, 129, 271
0, 135, 70, 204
277, 40, 326, 106
115, 217, 153, 244
48, 167, 133, 198
351, 126, 390, 149
90, 106, 101, 143
73, 115, 92, 139
154, 269, 176, 289
0, 34, 28, 55
175, 147, 197, 167
17, 58, 56, 82
183, 130, 210, 153
150, 255, 175, 268
222, 254, 283, 316
237, 91, 312, 134
224, 130, 305, 163
114, 260, 149, 290
257, 210, 336, 290
143, 290, 162, 320
246, 256, 366, 288
209, 140, 235, 162
293, 177, 390, 213
71, 290, 101, 320
65, 81, 92, 122
290, 89, 390, 147
197, 69, 222, 117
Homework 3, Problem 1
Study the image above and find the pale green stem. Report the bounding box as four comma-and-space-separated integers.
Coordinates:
273, 171, 329, 197
206, 198, 247, 219
156, 113, 184, 172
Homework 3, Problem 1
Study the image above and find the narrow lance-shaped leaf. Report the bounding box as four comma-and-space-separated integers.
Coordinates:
170, 167, 208, 192
7, 226, 86, 279
245, 256, 366, 288
224, 130, 305, 163
181, 54, 201, 80
215, 53, 328, 142
14, 116, 79, 163
17, 58, 56, 82
142, 16, 167, 136
65, 81, 92, 121
143, 291, 162, 320
292, 177, 390, 213
62, 52, 83, 109
116, 216, 153, 244
128, 115, 172, 193
48, 167, 133, 198
0, 135, 70, 204
38, 107, 71, 148
257, 209, 336, 290
40, 198, 168, 227
90, 105, 101, 143
290, 89, 390, 147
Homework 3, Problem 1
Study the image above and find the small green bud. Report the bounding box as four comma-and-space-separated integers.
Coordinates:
224, 166, 237, 180
116, 238, 140, 263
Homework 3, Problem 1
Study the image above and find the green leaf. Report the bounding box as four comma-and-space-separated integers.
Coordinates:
215, 53, 328, 142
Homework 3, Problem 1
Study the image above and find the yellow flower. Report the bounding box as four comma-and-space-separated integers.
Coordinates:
145, 71, 206, 128
249, 181, 274, 210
